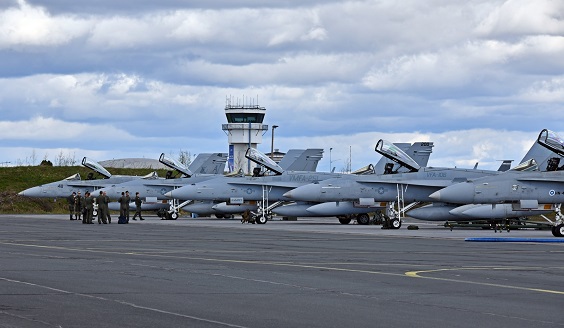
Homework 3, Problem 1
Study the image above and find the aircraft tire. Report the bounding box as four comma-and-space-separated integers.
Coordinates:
338, 217, 351, 225
390, 218, 402, 229
552, 224, 564, 237
171, 212, 178, 220
93, 210, 98, 217
256, 215, 268, 224
214, 214, 224, 219
356, 213, 370, 225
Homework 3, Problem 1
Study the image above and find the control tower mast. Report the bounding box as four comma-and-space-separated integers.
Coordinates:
222, 97, 269, 174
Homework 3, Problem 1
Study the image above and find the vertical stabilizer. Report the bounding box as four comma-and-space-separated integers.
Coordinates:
189, 153, 228, 175
279, 149, 324, 172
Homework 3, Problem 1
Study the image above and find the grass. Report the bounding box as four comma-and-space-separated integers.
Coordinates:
0, 166, 168, 214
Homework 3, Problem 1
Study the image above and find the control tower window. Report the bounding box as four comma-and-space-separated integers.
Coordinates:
226, 113, 265, 123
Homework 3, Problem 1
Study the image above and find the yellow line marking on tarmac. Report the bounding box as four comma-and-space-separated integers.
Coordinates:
405, 267, 564, 295
3, 241, 564, 296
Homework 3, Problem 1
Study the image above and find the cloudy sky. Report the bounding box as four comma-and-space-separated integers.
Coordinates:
1, 0, 563, 171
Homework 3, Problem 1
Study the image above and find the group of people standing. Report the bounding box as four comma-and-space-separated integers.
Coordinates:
67, 190, 144, 224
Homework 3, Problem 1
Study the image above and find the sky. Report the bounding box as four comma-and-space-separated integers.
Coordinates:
1, 0, 563, 171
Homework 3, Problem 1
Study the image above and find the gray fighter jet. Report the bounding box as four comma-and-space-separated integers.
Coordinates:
18, 157, 151, 199
429, 129, 564, 237
283, 135, 557, 228
165, 142, 434, 223
102, 152, 229, 217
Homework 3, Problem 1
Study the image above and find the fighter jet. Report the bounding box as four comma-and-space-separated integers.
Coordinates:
101, 152, 229, 217
165, 142, 434, 224
168, 148, 326, 219
429, 129, 564, 237
283, 134, 558, 228
18, 157, 150, 199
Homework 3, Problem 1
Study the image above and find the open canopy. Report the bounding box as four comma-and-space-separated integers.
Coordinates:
374, 139, 420, 172
245, 148, 284, 175
159, 153, 193, 177
537, 129, 564, 157
81, 157, 112, 178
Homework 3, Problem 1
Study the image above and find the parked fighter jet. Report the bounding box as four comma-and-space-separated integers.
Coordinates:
175, 148, 325, 218
429, 129, 564, 237
283, 134, 559, 227
18, 157, 150, 199
165, 142, 434, 223
103, 152, 229, 216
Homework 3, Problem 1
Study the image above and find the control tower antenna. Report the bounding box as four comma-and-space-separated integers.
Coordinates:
222, 95, 268, 174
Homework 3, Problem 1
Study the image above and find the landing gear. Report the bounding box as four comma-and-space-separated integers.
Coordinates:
552, 224, 564, 237
338, 217, 352, 225
256, 214, 269, 224
356, 213, 370, 225
389, 218, 401, 229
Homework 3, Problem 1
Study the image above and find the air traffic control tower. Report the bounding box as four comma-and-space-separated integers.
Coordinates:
222, 98, 268, 174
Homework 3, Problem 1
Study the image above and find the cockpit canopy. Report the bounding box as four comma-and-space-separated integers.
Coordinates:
375, 139, 420, 173
537, 129, 564, 157
245, 148, 284, 175
159, 153, 193, 177
81, 157, 112, 178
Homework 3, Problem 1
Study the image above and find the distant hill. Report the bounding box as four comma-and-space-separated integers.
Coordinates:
0, 166, 167, 214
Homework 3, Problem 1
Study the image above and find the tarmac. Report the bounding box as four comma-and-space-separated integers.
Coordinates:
0, 214, 563, 327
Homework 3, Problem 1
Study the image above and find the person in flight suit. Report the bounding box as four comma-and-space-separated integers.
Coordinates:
118, 192, 126, 219
131, 192, 144, 220
74, 192, 83, 221
67, 192, 76, 220
124, 191, 131, 222
103, 191, 112, 224
96, 191, 107, 224
83, 191, 94, 224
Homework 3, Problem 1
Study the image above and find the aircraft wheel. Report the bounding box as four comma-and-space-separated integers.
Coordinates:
93, 210, 98, 217
390, 218, 402, 229
552, 224, 564, 237
356, 213, 370, 225
214, 214, 224, 219
171, 212, 178, 220
256, 215, 268, 224
338, 217, 351, 225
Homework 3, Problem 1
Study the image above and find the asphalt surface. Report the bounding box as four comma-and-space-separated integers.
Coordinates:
0, 214, 563, 328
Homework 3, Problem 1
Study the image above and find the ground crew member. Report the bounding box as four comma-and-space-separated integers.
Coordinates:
124, 191, 131, 221
74, 191, 83, 221
96, 191, 107, 224
84, 192, 94, 224
131, 192, 144, 220
103, 191, 112, 224
67, 192, 76, 220
118, 192, 126, 219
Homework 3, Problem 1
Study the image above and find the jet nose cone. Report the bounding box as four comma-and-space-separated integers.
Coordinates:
163, 190, 173, 198
429, 182, 475, 204
18, 186, 43, 197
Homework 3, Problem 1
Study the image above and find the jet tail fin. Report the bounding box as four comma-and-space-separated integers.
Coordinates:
278, 149, 324, 172
189, 153, 228, 175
